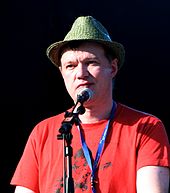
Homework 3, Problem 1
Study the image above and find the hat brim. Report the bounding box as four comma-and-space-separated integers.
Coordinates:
46, 39, 125, 69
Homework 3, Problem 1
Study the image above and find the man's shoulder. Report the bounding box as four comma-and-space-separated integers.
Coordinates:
116, 102, 162, 124
31, 110, 69, 134
39, 111, 65, 125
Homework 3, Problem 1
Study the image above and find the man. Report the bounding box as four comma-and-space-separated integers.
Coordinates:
11, 16, 170, 193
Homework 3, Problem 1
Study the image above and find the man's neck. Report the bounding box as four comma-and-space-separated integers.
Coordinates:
78, 99, 114, 124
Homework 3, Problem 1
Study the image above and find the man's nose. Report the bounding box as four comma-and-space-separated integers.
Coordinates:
76, 63, 89, 79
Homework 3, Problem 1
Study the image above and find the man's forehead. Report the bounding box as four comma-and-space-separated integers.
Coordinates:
60, 49, 99, 63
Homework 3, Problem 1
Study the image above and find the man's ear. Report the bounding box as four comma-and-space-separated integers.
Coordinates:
59, 66, 62, 74
111, 58, 118, 78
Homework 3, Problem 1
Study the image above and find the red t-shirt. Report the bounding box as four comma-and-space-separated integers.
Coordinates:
11, 103, 170, 193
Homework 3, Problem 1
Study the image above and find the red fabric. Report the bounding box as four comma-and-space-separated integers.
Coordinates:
11, 103, 170, 193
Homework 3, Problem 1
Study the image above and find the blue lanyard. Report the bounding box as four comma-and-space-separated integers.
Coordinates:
77, 101, 116, 193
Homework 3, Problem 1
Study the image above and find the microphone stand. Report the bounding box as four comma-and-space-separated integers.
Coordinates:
57, 101, 85, 193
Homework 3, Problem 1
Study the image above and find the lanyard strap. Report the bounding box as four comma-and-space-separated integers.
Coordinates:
77, 101, 116, 193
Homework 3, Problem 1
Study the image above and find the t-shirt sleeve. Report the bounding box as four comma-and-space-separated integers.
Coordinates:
136, 117, 170, 170
10, 127, 39, 192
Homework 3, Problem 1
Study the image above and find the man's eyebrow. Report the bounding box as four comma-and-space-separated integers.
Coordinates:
84, 56, 99, 60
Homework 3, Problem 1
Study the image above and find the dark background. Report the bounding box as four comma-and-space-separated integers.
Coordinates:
1, 0, 170, 192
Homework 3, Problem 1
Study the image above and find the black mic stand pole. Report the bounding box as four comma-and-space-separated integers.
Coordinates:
57, 101, 85, 193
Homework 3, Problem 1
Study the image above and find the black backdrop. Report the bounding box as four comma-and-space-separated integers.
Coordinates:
1, 0, 170, 192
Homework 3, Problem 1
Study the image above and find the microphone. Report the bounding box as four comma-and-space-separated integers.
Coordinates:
77, 88, 93, 103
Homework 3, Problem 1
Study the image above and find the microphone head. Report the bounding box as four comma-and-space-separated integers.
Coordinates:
77, 88, 93, 103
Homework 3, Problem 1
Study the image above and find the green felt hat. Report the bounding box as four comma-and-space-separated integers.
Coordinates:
46, 16, 125, 68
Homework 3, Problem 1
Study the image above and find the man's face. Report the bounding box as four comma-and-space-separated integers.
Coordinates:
59, 42, 118, 105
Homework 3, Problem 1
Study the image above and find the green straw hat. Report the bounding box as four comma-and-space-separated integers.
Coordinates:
46, 16, 125, 68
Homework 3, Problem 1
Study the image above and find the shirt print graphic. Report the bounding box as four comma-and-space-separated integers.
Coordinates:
55, 148, 112, 193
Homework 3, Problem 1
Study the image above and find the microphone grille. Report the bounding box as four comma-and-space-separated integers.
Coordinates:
77, 88, 93, 102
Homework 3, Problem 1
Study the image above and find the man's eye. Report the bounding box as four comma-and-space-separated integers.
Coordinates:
66, 64, 75, 69
86, 60, 98, 65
